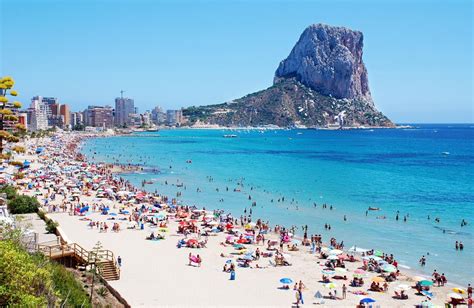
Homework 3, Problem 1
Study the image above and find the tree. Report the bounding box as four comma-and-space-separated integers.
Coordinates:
0, 76, 26, 154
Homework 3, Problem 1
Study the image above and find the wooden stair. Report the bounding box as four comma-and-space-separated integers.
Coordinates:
37, 243, 120, 281
99, 260, 120, 281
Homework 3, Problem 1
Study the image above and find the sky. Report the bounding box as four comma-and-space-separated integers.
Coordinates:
0, 0, 472, 123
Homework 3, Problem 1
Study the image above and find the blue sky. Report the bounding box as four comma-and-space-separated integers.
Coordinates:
1, 0, 472, 123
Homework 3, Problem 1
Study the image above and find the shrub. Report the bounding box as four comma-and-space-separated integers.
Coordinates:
45, 219, 58, 234
0, 185, 17, 200
7, 195, 39, 214
97, 286, 109, 297
0, 239, 91, 307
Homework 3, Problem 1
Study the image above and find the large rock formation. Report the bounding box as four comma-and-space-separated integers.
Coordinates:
275, 23, 373, 105
183, 23, 393, 128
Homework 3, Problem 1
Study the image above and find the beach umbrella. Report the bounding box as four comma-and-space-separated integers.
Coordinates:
419, 280, 434, 287
327, 255, 339, 260
321, 269, 335, 276
314, 291, 323, 299
280, 278, 293, 284
413, 276, 428, 282
226, 235, 235, 241
374, 250, 383, 257
360, 298, 376, 304
447, 293, 463, 300
324, 282, 337, 289
371, 276, 385, 283
354, 269, 366, 274
242, 254, 254, 261
329, 249, 343, 255
353, 273, 364, 278
422, 290, 434, 298
321, 247, 330, 253
382, 264, 397, 273
335, 268, 348, 273
452, 288, 467, 294
338, 254, 348, 260
396, 284, 410, 291
109, 212, 117, 216
233, 244, 245, 249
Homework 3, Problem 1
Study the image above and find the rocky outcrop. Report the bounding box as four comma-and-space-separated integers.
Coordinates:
275, 23, 373, 106
183, 23, 393, 128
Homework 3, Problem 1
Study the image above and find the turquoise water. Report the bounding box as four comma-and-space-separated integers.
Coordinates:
82, 124, 473, 285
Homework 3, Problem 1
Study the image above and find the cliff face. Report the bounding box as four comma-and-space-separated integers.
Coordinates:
275, 23, 373, 105
183, 23, 393, 128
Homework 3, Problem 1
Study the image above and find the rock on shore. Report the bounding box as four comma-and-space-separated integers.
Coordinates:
183, 23, 393, 127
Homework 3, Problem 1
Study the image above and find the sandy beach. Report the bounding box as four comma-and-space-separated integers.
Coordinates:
8, 132, 472, 307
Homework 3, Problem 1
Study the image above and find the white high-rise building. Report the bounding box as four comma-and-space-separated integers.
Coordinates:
27, 98, 48, 131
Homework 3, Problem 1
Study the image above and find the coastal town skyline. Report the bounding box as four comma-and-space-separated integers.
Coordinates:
2, 0, 472, 123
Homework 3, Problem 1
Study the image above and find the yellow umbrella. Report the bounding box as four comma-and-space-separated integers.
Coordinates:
452, 288, 467, 294
371, 276, 385, 283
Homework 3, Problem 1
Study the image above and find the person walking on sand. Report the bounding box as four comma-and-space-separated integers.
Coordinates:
117, 256, 122, 267
342, 284, 347, 299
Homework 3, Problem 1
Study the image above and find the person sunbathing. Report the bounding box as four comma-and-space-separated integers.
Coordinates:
146, 232, 155, 240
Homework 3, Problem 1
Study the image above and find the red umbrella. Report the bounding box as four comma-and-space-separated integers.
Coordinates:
179, 221, 188, 226
187, 239, 198, 245
226, 224, 234, 229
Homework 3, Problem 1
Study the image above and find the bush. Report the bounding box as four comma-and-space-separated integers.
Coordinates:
0, 185, 17, 200
7, 195, 39, 214
45, 219, 58, 234
97, 286, 109, 297
0, 239, 91, 307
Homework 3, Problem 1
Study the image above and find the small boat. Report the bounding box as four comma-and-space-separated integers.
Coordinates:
368, 207, 380, 211
441, 152, 450, 156
144, 180, 153, 185
223, 134, 238, 138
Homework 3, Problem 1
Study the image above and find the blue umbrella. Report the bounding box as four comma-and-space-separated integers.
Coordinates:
109, 212, 118, 216
122, 210, 130, 214
421, 290, 434, 298
360, 298, 376, 303
280, 278, 293, 284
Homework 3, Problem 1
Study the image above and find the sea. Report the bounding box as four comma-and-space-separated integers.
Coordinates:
82, 124, 473, 285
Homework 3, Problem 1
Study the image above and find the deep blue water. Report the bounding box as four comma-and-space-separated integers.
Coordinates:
82, 124, 474, 285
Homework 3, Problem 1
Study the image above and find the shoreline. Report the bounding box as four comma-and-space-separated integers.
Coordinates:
11, 132, 471, 306
80, 131, 469, 288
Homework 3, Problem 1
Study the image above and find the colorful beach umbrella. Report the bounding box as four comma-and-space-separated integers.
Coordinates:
374, 250, 383, 257
371, 276, 385, 283
452, 288, 467, 294
354, 269, 366, 274
419, 280, 434, 287
280, 278, 293, 284
324, 282, 337, 289
360, 298, 376, 303
321, 269, 335, 276
422, 290, 434, 298
382, 264, 397, 273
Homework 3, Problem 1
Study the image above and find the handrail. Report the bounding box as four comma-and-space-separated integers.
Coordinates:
36, 243, 119, 278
